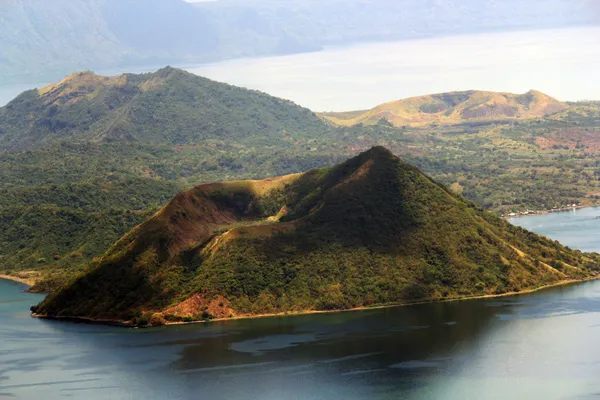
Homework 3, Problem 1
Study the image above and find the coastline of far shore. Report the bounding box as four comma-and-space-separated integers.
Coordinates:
0, 273, 37, 287
502, 204, 600, 219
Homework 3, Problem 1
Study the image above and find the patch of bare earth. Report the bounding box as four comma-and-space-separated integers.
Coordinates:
161, 294, 235, 320
535, 128, 600, 151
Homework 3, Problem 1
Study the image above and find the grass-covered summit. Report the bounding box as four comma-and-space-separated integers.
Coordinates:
33, 147, 600, 325
0, 66, 325, 150
321, 90, 568, 127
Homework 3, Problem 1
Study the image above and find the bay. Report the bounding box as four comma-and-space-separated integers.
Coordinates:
1, 26, 600, 111
186, 26, 600, 111
1, 207, 600, 399
510, 207, 600, 253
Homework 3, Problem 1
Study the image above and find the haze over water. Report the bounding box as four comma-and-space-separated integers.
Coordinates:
187, 26, 600, 111
1, 26, 599, 111
2, 208, 600, 399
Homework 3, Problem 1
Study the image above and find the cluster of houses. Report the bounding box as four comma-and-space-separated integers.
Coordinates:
503, 203, 582, 218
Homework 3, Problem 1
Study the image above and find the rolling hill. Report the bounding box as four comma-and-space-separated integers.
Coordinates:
32, 147, 600, 326
0, 66, 326, 151
320, 90, 569, 127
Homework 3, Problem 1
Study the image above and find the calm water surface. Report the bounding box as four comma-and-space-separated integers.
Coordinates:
186, 26, 600, 111
509, 206, 600, 253
2, 209, 600, 399
1, 26, 599, 110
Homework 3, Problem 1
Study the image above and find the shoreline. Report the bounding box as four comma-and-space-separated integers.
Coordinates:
502, 204, 600, 219
0, 274, 36, 287
32, 275, 600, 328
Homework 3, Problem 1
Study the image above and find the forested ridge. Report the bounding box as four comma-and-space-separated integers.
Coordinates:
33, 147, 600, 326
2, 68, 600, 292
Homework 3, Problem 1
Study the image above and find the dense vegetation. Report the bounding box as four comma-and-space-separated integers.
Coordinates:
2, 69, 600, 292
0, 67, 328, 286
33, 147, 600, 326
0, 67, 325, 151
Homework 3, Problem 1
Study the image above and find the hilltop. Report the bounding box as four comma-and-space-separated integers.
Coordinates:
0, 67, 325, 151
320, 90, 568, 127
33, 147, 600, 326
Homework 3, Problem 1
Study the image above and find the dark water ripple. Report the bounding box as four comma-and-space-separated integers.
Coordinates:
1, 209, 600, 399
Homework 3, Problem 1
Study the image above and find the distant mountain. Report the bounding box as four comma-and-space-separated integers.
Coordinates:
0, 0, 219, 84
0, 67, 326, 150
320, 90, 569, 127
1, 0, 598, 84
32, 147, 600, 326
197, 0, 600, 46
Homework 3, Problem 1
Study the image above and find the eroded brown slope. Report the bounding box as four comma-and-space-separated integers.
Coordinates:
321, 90, 568, 127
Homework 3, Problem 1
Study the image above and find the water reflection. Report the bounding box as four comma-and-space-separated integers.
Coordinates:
3, 207, 600, 398
3, 277, 600, 399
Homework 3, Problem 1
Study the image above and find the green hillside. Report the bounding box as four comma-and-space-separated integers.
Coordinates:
33, 148, 600, 325
0, 68, 332, 286
2, 69, 600, 291
0, 67, 325, 151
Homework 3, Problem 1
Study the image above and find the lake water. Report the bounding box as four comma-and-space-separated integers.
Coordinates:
2, 208, 600, 399
509, 207, 600, 253
186, 26, 600, 111
1, 26, 599, 111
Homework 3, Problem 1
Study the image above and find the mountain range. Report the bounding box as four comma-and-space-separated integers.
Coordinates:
32, 147, 600, 325
2, 0, 598, 84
